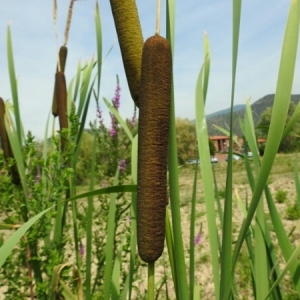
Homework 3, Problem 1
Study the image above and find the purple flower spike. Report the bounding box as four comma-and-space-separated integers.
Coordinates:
79, 241, 85, 257
110, 76, 121, 137
118, 159, 126, 171
110, 127, 117, 137
97, 106, 104, 125
194, 232, 202, 246
112, 81, 121, 110
34, 174, 41, 184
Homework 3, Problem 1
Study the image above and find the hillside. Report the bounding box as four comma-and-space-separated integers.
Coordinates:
206, 104, 245, 119
206, 94, 300, 136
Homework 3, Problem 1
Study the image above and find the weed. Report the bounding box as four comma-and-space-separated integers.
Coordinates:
275, 189, 288, 203
285, 201, 300, 220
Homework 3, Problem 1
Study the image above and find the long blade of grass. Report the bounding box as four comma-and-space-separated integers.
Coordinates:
265, 244, 300, 300
103, 170, 119, 300
294, 160, 300, 208
77, 59, 94, 118
111, 240, 123, 300
85, 130, 97, 298
73, 60, 82, 103
265, 186, 300, 293
166, 0, 189, 297
195, 62, 220, 298
94, 0, 102, 95
4, 106, 28, 201
7, 25, 21, 144
121, 133, 138, 300
282, 101, 300, 140
243, 98, 269, 299
72, 74, 97, 169
231, 1, 300, 293
220, 1, 242, 298
0, 207, 53, 268
189, 162, 198, 300
203, 32, 210, 103
165, 210, 177, 299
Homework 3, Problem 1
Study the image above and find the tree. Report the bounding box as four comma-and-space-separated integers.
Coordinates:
256, 102, 300, 153
176, 118, 198, 164
175, 118, 216, 164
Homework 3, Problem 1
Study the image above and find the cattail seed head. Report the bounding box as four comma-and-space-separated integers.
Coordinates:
52, 46, 68, 117
0, 98, 10, 159
0, 97, 20, 185
137, 35, 172, 263
55, 71, 68, 152
109, 0, 143, 107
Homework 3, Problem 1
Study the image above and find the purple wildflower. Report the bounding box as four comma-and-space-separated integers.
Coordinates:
112, 83, 121, 110
118, 159, 126, 171
194, 232, 202, 246
110, 127, 117, 137
34, 174, 41, 184
110, 76, 121, 137
97, 105, 104, 126
129, 106, 137, 127
79, 241, 85, 257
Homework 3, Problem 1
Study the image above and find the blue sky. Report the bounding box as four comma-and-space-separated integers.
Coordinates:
0, 0, 299, 139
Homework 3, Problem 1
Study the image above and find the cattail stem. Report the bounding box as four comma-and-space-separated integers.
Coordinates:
148, 262, 155, 300
155, 0, 161, 35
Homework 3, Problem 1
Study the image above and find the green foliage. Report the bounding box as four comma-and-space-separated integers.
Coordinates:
175, 118, 198, 164
275, 189, 288, 203
285, 201, 300, 220
257, 102, 300, 153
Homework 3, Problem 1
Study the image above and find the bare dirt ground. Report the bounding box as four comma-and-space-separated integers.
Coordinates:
1, 154, 300, 299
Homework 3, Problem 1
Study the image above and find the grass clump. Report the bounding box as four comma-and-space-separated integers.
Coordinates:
275, 189, 288, 203
285, 201, 300, 220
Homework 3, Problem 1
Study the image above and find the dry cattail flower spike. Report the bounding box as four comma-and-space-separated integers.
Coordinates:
109, 0, 143, 108
52, 46, 68, 117
0, 98, 20, 185
137, 34, 172, 263
55, 71, 68, 152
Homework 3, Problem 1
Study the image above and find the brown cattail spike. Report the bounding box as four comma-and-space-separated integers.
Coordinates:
0, 98, 10, 159
109, 0, 143, 108
55, 71, 68, 152
137, 35, 172, 263
0, 98, 20, 185
52, 46, 68, 117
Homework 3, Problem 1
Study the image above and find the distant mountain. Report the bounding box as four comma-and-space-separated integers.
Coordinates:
206, 104, 245, 119
206, 94, 300, 136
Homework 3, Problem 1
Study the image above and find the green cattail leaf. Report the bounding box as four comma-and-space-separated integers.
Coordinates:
231, 1, 300, 298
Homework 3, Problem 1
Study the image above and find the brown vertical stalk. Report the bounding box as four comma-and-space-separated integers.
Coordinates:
109, 0, 143, 107
0, 97, 20, 184
52, 46, 68, 117
137, 35, 172, 263
55, 71, 68, 152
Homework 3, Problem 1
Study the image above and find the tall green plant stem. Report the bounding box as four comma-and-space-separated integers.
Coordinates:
220, 0, 241, 298
148, 262, 155, 300
166, 0, 189, 298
